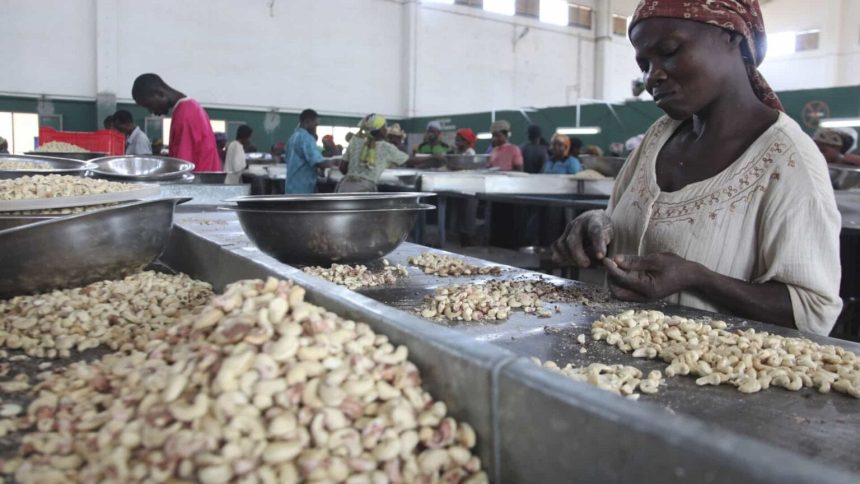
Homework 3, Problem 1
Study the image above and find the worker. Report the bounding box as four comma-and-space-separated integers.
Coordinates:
225, 125, 252, 185
336, 114, 409, 193
387, 123, 408, 153
152, 138, 164, 156
814, 128, 860, 167
414, 121, 449, 155
0, 136, 8, 154
322, 135, 342, 157
584, 145, 603, 157
270, 142, 286, 163
103, 115, 115, 131
286, 109, 337, 194
131, 73, 221, 172
543, 134, 583, 174
112, 110, 152, 155
487, 120, 523, 171
453, 128, 477, 156
553, 0, 841, 336
521, 124, 549, 174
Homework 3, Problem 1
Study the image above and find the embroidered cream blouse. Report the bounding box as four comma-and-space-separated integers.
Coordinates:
607, 113, 842, 335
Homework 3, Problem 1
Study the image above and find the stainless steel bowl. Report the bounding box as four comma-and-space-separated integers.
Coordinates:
90, 155, 195, 181
0, 154, 95, 179
0, 198, 187, 299
230, 204, 435, 265
193, 171, 228, 184
581, 155, 627, 177
445, 154, 490, 171
26, 152, 107, 161
224, 192, 436, 211
0, 214, 56, 231
829, 163, 860, 190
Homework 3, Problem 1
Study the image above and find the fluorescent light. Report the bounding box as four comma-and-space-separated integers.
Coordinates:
820, 118, 860, 128
477, 132, 493, 140
556, 127, 602, 135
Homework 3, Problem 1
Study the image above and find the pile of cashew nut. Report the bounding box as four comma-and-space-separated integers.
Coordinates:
0, 271, 213, 359
592, 310, 860, 398
407, 253, 502, 277
33, 141, 89, 153
532, 358, 663, 400
0, 160, 48, 170
3, 277, 486, 483
303, 261, 409, 290
8, 203, 122, 216
418, 279, 588, 322
0, 175, 137, 201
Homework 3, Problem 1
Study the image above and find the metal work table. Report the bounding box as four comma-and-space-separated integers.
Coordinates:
170, 209, 860, 481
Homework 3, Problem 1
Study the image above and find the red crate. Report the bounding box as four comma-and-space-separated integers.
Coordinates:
38, 127, 125, 155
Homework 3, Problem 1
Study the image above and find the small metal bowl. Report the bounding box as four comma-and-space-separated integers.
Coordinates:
225, 192, 436, 211
229, 203, 435, 265
0, 154, 95, 179
829, 163, 860, 190
0, 198, 188, 299
90, 155, 194, 181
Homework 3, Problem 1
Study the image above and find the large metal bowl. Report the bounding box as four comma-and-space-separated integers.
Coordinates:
0, 154, 95, 179
0, 198, 187, 299
224, 192, 436, 211
90, 155, 195, 181
829, 163, 860, 190
26, 151, 107, 161
230, 204, 435, 265
581, 155, 627, 177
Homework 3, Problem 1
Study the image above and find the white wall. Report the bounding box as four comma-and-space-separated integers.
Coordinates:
412, 4, 595, 116
759, 0, 858, 92
0, 0, 855, 118
2, 0, 96, 98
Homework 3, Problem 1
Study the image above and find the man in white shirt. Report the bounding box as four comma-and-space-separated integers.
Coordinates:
112, 110, 152, 155
225, 125, 253, 184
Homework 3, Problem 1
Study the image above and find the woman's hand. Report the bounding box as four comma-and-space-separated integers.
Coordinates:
602, 253, 699, 302
552, 210, 613, 267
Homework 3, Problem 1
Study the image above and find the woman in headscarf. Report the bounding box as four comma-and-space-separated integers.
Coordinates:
336, 113, 409, 193
542, 134, 583, 175
454, 128, 477, 156
553, 0, 842, 335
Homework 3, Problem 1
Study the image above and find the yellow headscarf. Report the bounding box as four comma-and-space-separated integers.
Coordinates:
358, 113, 387, 166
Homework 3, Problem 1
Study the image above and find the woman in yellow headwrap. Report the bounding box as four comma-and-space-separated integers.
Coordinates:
336, 113, 410, 193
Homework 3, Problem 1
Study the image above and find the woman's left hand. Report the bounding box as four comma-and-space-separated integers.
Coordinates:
602, 253, 699, 302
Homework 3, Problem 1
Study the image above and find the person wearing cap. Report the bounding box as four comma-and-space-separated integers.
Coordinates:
542, 134, 583, 175
415, 121, 449, 156
521, 124, 549, 174
0, 136, 8, 154
487, 120, 523, 171
453, 128, 477, 156
322, 134, 342, 157
336, 114, 409, 193
553, 0, 841, 336
387, 123, 408, 153
270, 142, 286, 163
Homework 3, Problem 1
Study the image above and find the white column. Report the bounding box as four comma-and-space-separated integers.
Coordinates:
402, 0, 419, 118
95, 0, 118, 126
592, 0, 613, 99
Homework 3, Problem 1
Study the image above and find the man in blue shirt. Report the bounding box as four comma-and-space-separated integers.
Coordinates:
286, 109, 336, 194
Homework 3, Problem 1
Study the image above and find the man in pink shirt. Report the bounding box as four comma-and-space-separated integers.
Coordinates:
131, 73, 222, 172
487, 120, 523, 171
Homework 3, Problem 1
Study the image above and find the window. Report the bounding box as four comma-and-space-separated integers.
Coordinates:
0, 112, 39, 154
539, 0, 568, 26
162, 118, 226, 146
516, 0, 539, 18
316, 125, 357, 150
568, 3, 592, 29
484, 0, 515, 16
612, 14, 629, 36
795, 30, 819, 52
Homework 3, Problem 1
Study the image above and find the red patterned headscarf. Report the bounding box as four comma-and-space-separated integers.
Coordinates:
630, 0, 784, 111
